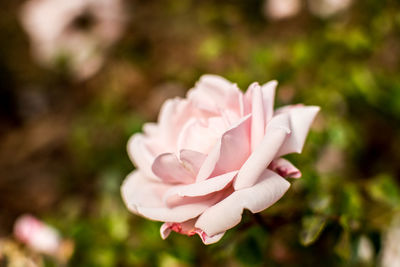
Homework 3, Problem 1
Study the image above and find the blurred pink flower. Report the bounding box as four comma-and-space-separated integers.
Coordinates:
381, 215, 400, 267
308, 0, 353, 18
14, 214, 61, 256
20, 0, 127, 80
121, 75, 319, 244
264, 0, 301, 20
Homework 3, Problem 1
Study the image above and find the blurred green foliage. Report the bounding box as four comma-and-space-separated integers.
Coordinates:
1, 0, 400, 266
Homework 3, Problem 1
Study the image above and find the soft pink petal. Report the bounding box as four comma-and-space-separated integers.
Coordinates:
195, 169, 290, 236
187, 74, 242, 114
234, 113, 291, 190
127, 134, 158, 180
121, 171, 171, 214
238, 93, 245, 117
179, 149, 207, 176
275, 105, 320, 156
152, 153, 195, 184
177, 117, 224, 154
200, 231, 225, 244
213, 114, 251, 176
158, 98, 192, 150
261, 80, 277, 123
249, 82, 265, 152
196, 114, 251, 181
269, 158, 301, 178
208, 116, 230, 135
142, 122, 159, 137
163, 171, 237, 202
137, 194, 221, 222
156, 98, 176, 143
160, 222, 173, 239
121, 171, 219, 222
195, 143, 221, 182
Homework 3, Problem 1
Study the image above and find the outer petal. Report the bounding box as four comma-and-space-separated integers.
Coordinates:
137, 194, 222, 223
200, 231, 225, 244
196, 114, 251, 181
121, 171, 219, 222
160, 219, 225, 245
142, 122, 159, 136
195, 169, 290, 236
269, 158, 301, 178
163, 171, 237, 202
152, 153, 195, 184
121, 171, 171, 214
234, 113, 291, 190
127, 134, 158, 180
275, 105, 320, 156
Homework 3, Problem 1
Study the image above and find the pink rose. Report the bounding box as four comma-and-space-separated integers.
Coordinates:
20, 0, 127, 80
121, 75, 319, 244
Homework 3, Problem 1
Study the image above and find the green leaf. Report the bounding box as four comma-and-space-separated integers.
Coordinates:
340, 184, 363, 229
367, 174, 400, 207
300, 215, 327, 246
334, 231, 351, 260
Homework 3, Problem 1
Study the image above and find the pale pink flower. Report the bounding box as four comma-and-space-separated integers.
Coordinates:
121, 75, 319, 244
308, 0, 353, 18
357, 235, 374, 264
380, 215, 400, 267
14, 214, 61, 255
264, 0, 302, 20
20, 0, 126, 80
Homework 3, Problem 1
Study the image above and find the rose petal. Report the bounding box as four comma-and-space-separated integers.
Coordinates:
269, 158, 301, 178
177, 117, 224, 154
163, 171, 237, 202
127, 134, 158, 180
213, 115, 251, 176
152, 153, 195, 184
188, 75, 242, 114
137, 195, 222, 223
275, 105, 320, 156
199, 231, 225, 244
160, 222, 173, 239
195, 169, 290, 236
121, 171, 171, 214
195, 141, 221, 182
249, 82, 265, 152
121, 171, 219, 222
158, 98, 192, 150
261, 80, 277, 123
142, 122, 159, 136
179, 149, 207, 175
234, 113, 291, 190
196, 114, 251, 181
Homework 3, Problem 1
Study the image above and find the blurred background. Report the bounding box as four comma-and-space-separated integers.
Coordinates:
1, 0, 400, 266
